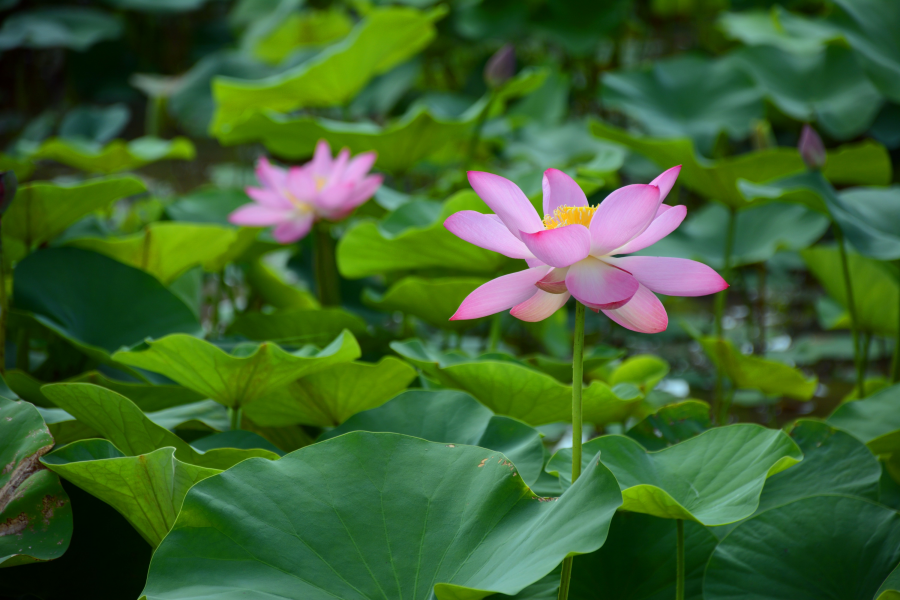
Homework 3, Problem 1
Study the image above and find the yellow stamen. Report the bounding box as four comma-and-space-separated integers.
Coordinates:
314, 175, 327, 191
285, 191, 311, 212
542, 205, 597, 229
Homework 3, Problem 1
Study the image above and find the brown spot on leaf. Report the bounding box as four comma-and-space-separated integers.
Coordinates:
446, 444, 455, 448
0, 513, 28, 537
0, 444, 53, 515
41, 495, 66, 525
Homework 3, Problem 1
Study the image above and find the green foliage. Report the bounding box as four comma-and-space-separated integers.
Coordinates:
828, 384, 900, 457
698, 337, 818, 400
211, 6, 447, 134
625, 400, 711, 451
364, 276, 489, 330
0, 397, 72, 568
323, 389, 545, 486
25, 137, 195, 174
243, 357, 417, 427
140, 432, 623, 600
14, 248, 201, 364
3, 176, 146, 263
549, 424, 802, 525
392, 340, 644, 426
112, 331, 361, 410
0, 7, 122, 50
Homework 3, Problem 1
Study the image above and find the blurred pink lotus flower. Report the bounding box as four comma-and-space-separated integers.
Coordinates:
444, 166, 728, 333
229, 140, 383, 243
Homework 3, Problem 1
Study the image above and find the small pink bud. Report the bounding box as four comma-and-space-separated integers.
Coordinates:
484, 44, 515, 89
799, 124, 826, 171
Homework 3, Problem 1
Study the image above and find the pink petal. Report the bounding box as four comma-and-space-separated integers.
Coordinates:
246, 186, 292, 210
650, 165, 681, 204
613, 205, 687, 255
286, 168, 317, 201
228, 204, 292, 227
337, 175, 383, 216
255, 157, 288, 191
536, 267, 568, 294
444, 210, 534, 259
542, 168, 588, 217
606, 256, 728, 297
602, 284, 668, 333
526, 257, 546, 268
589, 184, 660, 256
565, 257, 639, 309
313, 181, 355, 213
310, 139, 333, 176
451, 266, 551, 321
467, 171, 543, 241
272, 214, 315, 243
344, 152, 377, 181
520, 224, 591, 268
511, 290, 571, 322
328, 148, 351, 182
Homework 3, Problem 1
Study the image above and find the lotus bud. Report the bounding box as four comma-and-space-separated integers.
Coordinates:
484, 44, 515, 89
798, 124, 826, 171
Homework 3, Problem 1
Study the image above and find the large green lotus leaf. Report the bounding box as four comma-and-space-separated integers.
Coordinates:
58, 103, 129, 144
0, 7, 122, 51
601, 54, 763, 154
878, 565, 900, 600
102, 0, 211, 12
14, 248, 201, 365
2, 176, 146, 263
0, 153, 35, 182
392, 340, 644, 427
590, 120, 891, 207
752, 420, 881, 513
698, 338, 818, 400
252, 7, 353, 64
548, 424, 802, 525
37, 406, 100, 446
802, 245, 899, 335
605, 354, 670, 393
211, 6, 446, 132
190, 430, 284, 456
26, 137, 195, 174
739, 171, 900, 259
41, 383, 279, 470
570, 512, 718, 600
634, 200, 828, 269
828, 0, 900, 103
67, 222, 239, 284
321, 389, 545, 487
363, 276, 489, 330
338, 191, 510, 278
703, 495, 900, 600
526, 346, 625, 384
625, 400, 711, 451
730, 44, 883, 140
42, 441, 218, 548
140, 431, 623, 600
828, 384, 900, 456
244, 357, 417, 427
228, 307, 365, 346
0, 398, 72, 568
146, 400, 229, 433
213, 66, 542, 171
67, 371, 203, 412
112, 331, 360, 409
717, 7, 842, 54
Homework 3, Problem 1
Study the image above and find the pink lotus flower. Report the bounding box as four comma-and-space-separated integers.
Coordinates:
444, 167, 728, 333
229, 140, 383, 243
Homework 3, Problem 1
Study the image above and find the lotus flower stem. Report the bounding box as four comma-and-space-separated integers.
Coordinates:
894, 260, 900, 383
488, 314, 503, 352
314, 222, 341, 306
834, 225, 864, 397
229, 406, 242, 431
557, 302, 586, 600
714, 207, 737, 423
676, 519, 685, 600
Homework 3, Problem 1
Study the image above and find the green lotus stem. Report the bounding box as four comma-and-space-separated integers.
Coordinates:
558, 302, 586, 600
893, 259, 900, 384
314, 222, 341, 307
676, 519, 685, 600
229, 406, 242, 431
488, 314, 502, 352
756, 262, 767, 355
713, 207, 737, 423
834, 225, 865, 397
